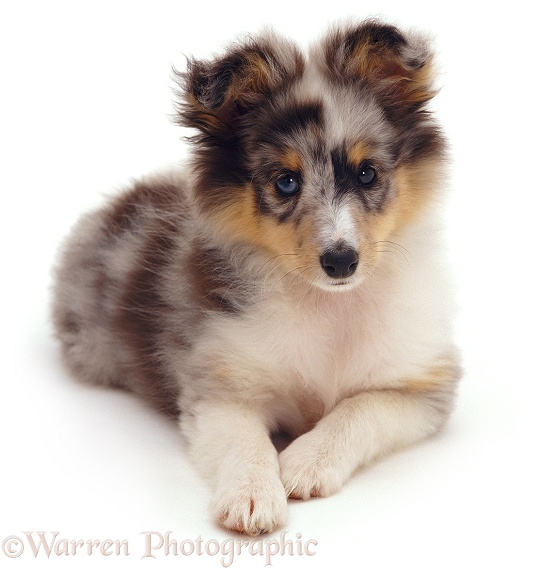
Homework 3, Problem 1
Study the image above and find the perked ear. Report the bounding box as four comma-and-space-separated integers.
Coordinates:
176, 34, 304, 137
320, 20, 437, 118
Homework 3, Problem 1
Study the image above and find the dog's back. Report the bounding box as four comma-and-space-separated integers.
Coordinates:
52, 173, 192, 416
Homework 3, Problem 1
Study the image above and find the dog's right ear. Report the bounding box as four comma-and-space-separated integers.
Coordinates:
318, 21, 437, 121
176, 34, 304, 138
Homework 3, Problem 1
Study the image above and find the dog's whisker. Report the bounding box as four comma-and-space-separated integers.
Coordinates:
277, 265, 311, 285
256, 252, 303, 293
373, 241, 413, 265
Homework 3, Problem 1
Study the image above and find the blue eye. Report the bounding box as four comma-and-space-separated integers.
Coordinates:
275, 174, 300, 196
358, 163, 377, 187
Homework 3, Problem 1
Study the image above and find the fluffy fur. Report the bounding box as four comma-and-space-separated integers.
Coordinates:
52, 20, 460, 536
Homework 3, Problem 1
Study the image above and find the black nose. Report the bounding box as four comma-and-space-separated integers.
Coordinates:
320, 248, 359, 279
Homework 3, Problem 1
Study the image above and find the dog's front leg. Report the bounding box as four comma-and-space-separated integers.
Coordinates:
180, 401, 287, 535
279, 377, 458, 500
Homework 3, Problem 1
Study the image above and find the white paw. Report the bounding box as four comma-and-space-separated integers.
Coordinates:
279, 435, 347, 501
211, 473, 288, 536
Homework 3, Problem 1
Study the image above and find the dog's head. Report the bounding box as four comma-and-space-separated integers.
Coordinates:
177, 21, 445, 291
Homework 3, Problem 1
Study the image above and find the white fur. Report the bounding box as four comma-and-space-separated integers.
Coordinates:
320, 202, 358, 249
175, 210, 457, 532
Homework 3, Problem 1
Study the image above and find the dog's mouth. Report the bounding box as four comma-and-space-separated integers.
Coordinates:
312, 273, 364, 292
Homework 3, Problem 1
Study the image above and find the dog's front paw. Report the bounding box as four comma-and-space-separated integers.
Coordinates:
279, 435, 347, 501
211, 473, 288, 536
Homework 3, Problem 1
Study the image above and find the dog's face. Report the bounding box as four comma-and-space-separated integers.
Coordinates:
178, 22, 445, 291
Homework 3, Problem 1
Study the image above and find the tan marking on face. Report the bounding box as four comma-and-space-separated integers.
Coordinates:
281, 149, 303, 172
393, 157, 445, 227
210, 188, 262, 246
208, 185, 319, 279
351, 156, 444, 272
348, 141, 371, 167
362, 198, 400, 260
361, 156, 444, 250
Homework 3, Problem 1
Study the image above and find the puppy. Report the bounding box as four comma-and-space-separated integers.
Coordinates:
52, 20, 460, 536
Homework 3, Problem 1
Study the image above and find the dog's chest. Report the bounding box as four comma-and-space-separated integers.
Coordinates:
238, 289, 390, 398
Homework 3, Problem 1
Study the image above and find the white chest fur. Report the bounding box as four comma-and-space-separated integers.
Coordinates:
193, 218, 455, 434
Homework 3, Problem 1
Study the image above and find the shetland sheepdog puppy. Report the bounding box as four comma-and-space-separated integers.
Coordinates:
52, 20, 461, 536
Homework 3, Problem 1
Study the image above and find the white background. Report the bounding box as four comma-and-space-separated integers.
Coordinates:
1, 1, 538, 568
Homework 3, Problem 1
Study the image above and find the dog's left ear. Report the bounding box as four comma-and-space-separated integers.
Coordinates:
177, 34, 304, 138
319, 21, 437, 119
